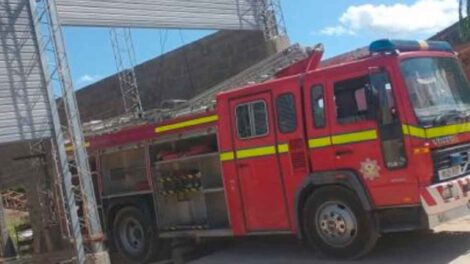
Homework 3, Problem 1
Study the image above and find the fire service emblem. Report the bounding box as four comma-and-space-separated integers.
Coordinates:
360, 158, 381, 181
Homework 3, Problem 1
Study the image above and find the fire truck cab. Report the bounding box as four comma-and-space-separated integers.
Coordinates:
83, 40, 470, 262
217, 39, 470, 258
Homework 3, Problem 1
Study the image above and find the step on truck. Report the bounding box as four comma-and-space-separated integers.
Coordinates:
71, 39, 470, 262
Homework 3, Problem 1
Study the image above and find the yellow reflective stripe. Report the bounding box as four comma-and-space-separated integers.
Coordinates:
308, 136, 332, 149
65, 142, 90, 152
402, 124, 426, 138
221, 130, 377, 160
426, 123, 470, 138
155, 115, 218, 133
220, 151, 235, 161
402, 123, 470, 139
220, 143, 289, 161
331, 130, 377, 145
308, 130, 377, 149
236, 146, 276, 159
401, 124, 409, 135
277, 143, 289, 153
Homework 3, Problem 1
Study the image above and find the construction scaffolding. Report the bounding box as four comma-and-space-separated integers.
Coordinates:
29, 0, 108, 262
109, 28, 143, 117
0, 0, 288, 263
261, 0, 287, 39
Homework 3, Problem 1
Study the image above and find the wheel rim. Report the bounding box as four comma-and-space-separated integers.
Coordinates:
118, 216, 145, 254
315, 201, 358, 247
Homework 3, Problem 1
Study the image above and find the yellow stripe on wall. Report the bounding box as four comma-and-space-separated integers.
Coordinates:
155, 115, 218, 133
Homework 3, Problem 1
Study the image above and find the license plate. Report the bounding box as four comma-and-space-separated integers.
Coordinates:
438, 166, 461, 181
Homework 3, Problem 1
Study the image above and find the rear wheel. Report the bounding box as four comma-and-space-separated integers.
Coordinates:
302, 186, 378, 259
112, 206, 168, 263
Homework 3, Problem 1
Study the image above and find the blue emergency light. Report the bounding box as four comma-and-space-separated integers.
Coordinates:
369, 39, 453, 53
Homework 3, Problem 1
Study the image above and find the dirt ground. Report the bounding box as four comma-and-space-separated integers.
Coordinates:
187, 217, 470, 264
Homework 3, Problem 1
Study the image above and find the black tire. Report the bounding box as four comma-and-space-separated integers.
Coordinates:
112, 206, 168, 263
302, 186, 379, 259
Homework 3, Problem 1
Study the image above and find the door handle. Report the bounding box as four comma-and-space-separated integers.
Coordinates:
335, 149, 353, 157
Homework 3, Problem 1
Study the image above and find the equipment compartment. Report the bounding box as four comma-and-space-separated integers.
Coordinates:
150, 132, 229, 232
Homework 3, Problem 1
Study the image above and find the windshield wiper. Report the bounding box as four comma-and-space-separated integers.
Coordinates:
432, 110, 466, 126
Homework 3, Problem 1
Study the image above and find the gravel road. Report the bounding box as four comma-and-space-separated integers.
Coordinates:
189, 217, 470, 264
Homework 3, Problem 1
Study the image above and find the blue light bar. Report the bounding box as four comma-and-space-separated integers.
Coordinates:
369, 39, 453, 53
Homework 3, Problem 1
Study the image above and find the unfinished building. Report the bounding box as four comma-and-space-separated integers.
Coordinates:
0, 0, 290, 263
70, 30, 289, 123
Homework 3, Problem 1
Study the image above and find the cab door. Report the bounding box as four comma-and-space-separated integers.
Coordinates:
229, 91, 290, 231
325, 65, 418, 207
304, 75, 336, 171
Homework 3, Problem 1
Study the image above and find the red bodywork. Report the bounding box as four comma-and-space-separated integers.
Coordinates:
76, 48, 470, 237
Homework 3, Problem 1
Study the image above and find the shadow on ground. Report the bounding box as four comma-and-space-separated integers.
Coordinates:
189, 231, 470, 264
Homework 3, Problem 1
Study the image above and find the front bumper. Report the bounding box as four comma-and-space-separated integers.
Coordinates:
421, 175, 470, 228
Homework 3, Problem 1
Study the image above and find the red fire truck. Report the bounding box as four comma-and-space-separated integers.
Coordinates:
73, 39, 470, 262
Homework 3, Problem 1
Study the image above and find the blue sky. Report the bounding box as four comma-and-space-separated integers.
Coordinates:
63, 0, 459, 89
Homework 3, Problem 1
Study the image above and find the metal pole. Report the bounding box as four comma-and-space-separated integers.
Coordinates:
109, 28, 143, 117
43, 0, 108, 259
27, 1, 87, 262
28, 0, 109, 263
0, 195, 8, 257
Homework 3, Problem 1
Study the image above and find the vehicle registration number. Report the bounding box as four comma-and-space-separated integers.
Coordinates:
438, 166, 461, 181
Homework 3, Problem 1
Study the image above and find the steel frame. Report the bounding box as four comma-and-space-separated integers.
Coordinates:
256, 0, 287, 39
29, 0, 108, 263
109, 28, 143, 117
14, 0, 287, 262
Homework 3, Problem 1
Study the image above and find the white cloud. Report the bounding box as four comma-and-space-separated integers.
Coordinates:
319, 0, 459, 37
319, 26, 355, 36
77, 74, 102, 86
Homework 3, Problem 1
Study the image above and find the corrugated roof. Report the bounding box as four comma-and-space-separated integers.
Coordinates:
0, 0, 52, 144
55, 0, 263, 30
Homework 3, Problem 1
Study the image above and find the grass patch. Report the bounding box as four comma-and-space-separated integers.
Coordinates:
4, 210, 30, 251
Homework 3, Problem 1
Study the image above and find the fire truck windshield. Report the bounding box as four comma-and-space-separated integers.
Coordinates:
401, 57, 470, 126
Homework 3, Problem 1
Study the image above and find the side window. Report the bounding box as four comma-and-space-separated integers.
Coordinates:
236, 101, 268, 139
334, 76, 369, 124
311, 85, 325, 128
370, 70, 406, 169
276, 93, 297, 133
236, 104, 251, 138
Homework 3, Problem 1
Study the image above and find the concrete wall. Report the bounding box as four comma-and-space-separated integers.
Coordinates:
73, 30, 286, 122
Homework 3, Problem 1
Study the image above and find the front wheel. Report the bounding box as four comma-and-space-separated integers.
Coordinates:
302, 186, 378, 259
112, 206, 168, 263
